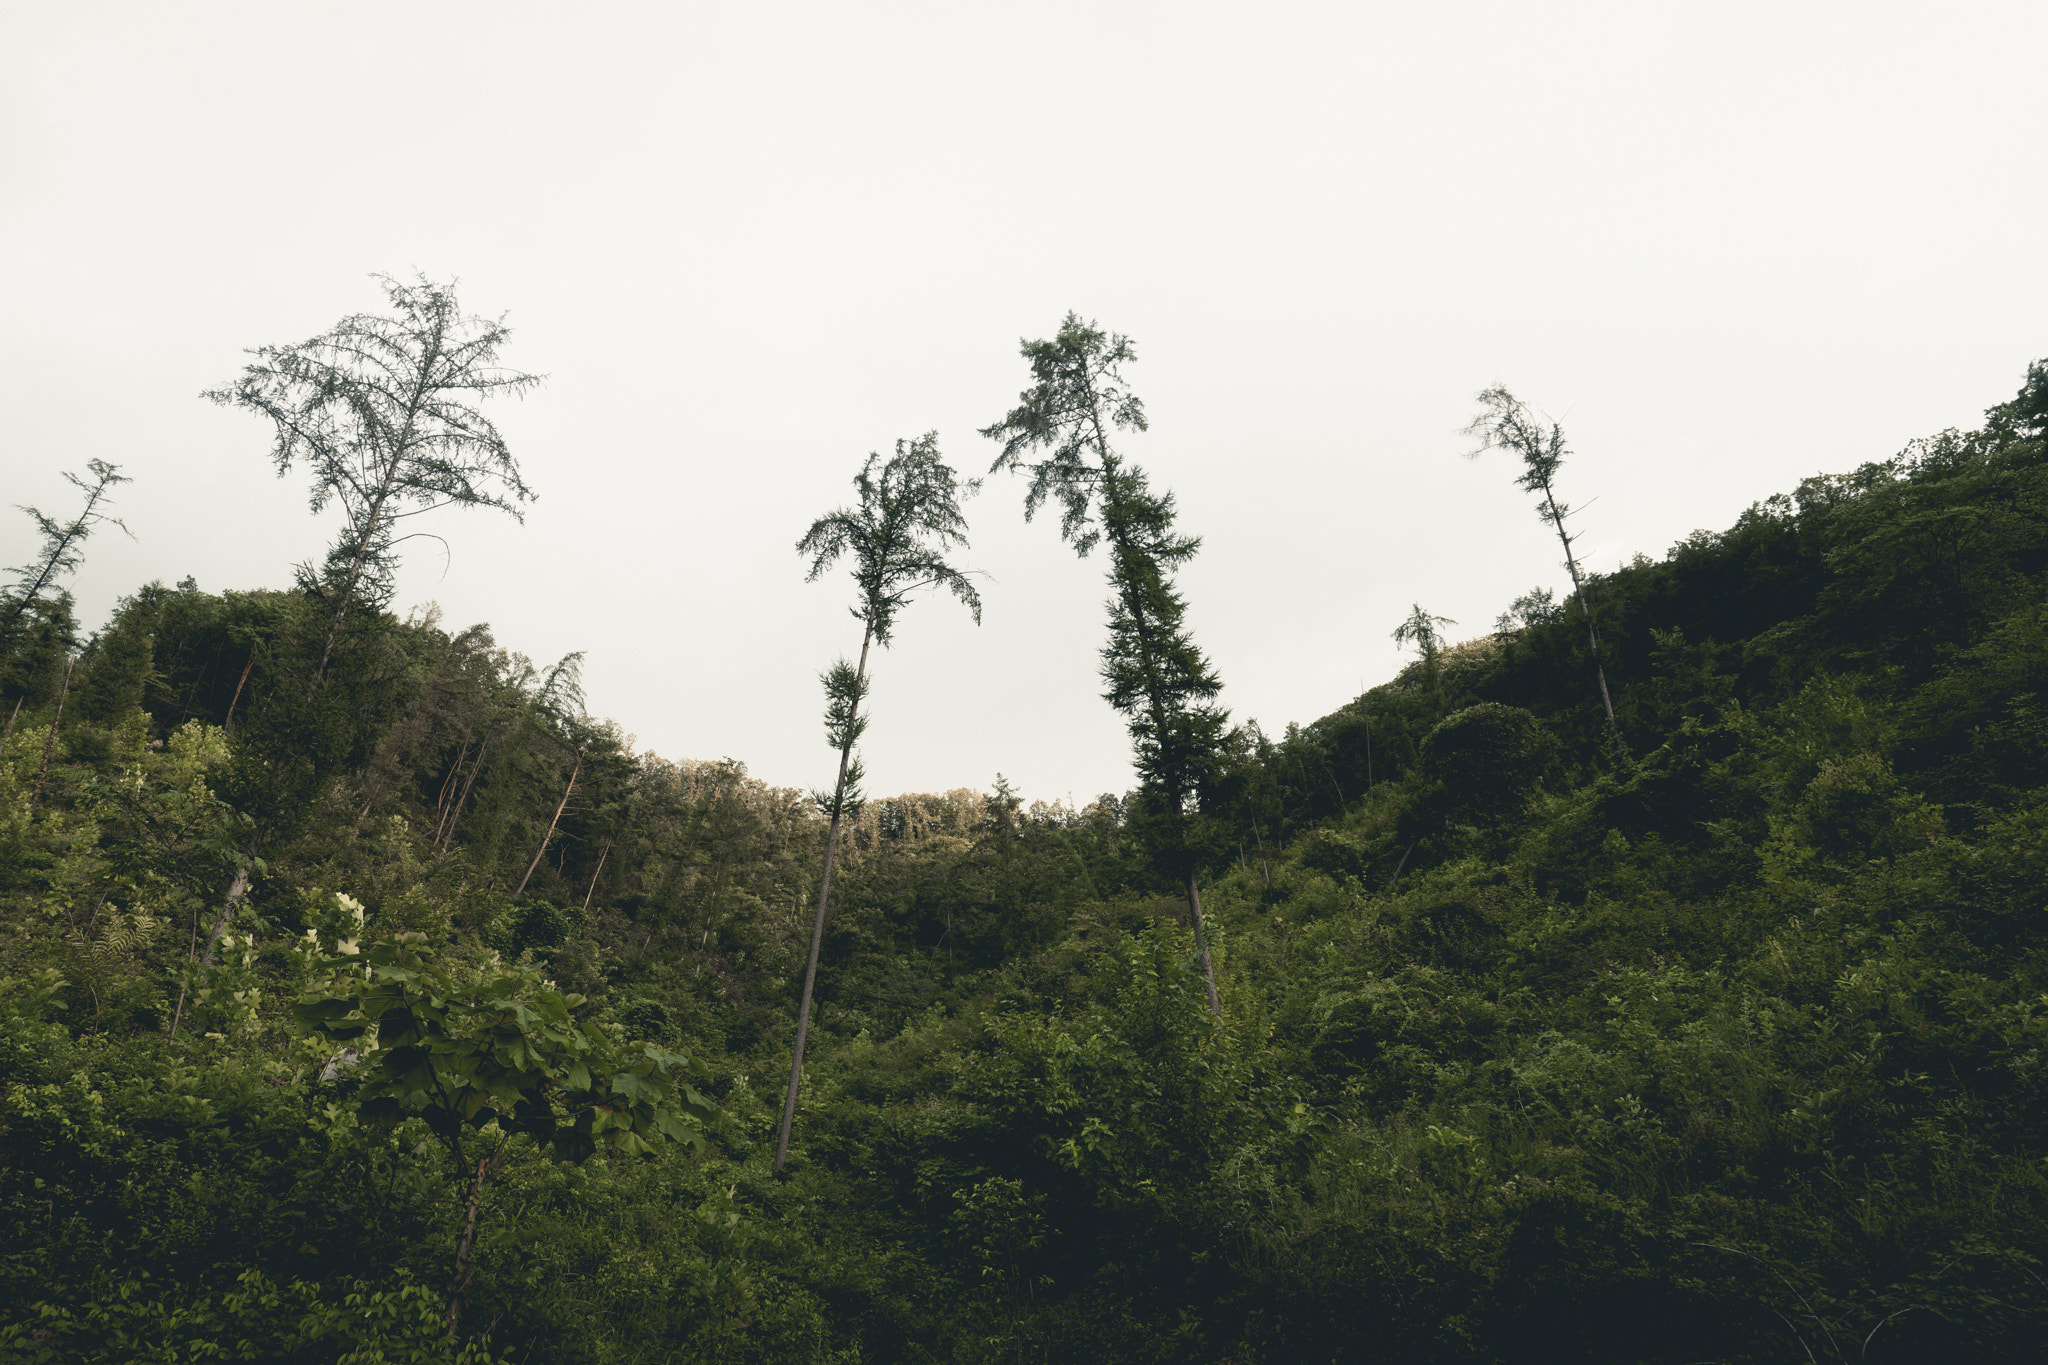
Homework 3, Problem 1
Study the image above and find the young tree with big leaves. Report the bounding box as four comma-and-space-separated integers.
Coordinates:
1463, 387, 1625, 759
774, 433, 981, 1173
982, 314, 1228, 1016
204, 275, 541, 702
292, 895, 714, 1334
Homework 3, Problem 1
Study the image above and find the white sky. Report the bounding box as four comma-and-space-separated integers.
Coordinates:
4, 2, 2044, 804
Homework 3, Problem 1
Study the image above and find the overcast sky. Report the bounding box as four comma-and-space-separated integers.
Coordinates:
5, 2, 2044, 804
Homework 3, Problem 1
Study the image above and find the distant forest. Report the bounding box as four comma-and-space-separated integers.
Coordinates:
3, 283, 2045, 1363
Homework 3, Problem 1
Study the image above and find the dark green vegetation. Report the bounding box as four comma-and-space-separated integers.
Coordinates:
3, 347, 2047, 1362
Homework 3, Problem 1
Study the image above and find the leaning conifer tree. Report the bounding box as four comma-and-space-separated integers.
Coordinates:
205, 274, 541, 701
1463, 387, 1625, 759
2, 459, 130, 648
983, 313, 1228, 1016
774, 433, 980, 1173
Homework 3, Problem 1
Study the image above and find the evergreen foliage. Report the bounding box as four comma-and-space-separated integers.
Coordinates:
3, 344, 2047, 1362
1, 460, 129, 645
984, 314, 1229, 1015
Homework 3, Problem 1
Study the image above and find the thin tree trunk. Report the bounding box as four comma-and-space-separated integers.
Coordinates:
169, 860, 255, 1038
30, 655, 74, 807
199, 862, 254, 967
514, 748, 582, 897
0, 695, 21, 758
438, 736, 495, 850
167, 903, 201, 1039
775, 618, 874, 1174
581, 839, 611, 914
434, 740, 470, 814
1386, 840, 1417, 893
1540, 484, 1625, 760
1249, 817, 1272, 891
445, 1134, 508, 1335
222, 644, 256, 732
1182, 851, 1222, 1017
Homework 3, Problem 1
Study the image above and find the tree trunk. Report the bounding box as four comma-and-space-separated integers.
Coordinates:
1540, 484, 1625, 761
29, 655, 74, 808
222, 644, 256, 732
581, 839, 611, 914
1386, 840, 1417, 893
514, 748, 583, 897
199, 862, 254, 967
445, 1135, 508, 1336
437, 735, 496, 850
0, 695, 20, 758
775, 618, 874, 1174
432, 741, 469, 818
1182, 854, 1223, 1017
169, 860, 255, 1038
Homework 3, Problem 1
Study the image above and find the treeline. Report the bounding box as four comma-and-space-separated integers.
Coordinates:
1, 287, 2045, 1361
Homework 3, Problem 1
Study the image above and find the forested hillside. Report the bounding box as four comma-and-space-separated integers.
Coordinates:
3, 347, 2046, 1363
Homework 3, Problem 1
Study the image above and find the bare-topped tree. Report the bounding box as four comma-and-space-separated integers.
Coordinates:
1464, 387, 1624, 759
205, 275, 541, 699
774, 433, 981, 1174
2, 459, 131, 641
984, 313, 1229, 1017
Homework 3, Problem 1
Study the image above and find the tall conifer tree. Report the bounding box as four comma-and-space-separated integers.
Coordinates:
983, 314, 1228, 1016
775, 434, 980, 1173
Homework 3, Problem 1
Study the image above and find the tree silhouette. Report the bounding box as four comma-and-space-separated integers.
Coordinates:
984, 313, 1227, 1016
1392, 602, 1457, 707
775, 433, 981, 1173
205, 274, 540, 700
1463, 387, 1625, 759
2, 459, 130, 643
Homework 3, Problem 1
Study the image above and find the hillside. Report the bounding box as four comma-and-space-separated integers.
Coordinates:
2, 361, 2046, 1363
